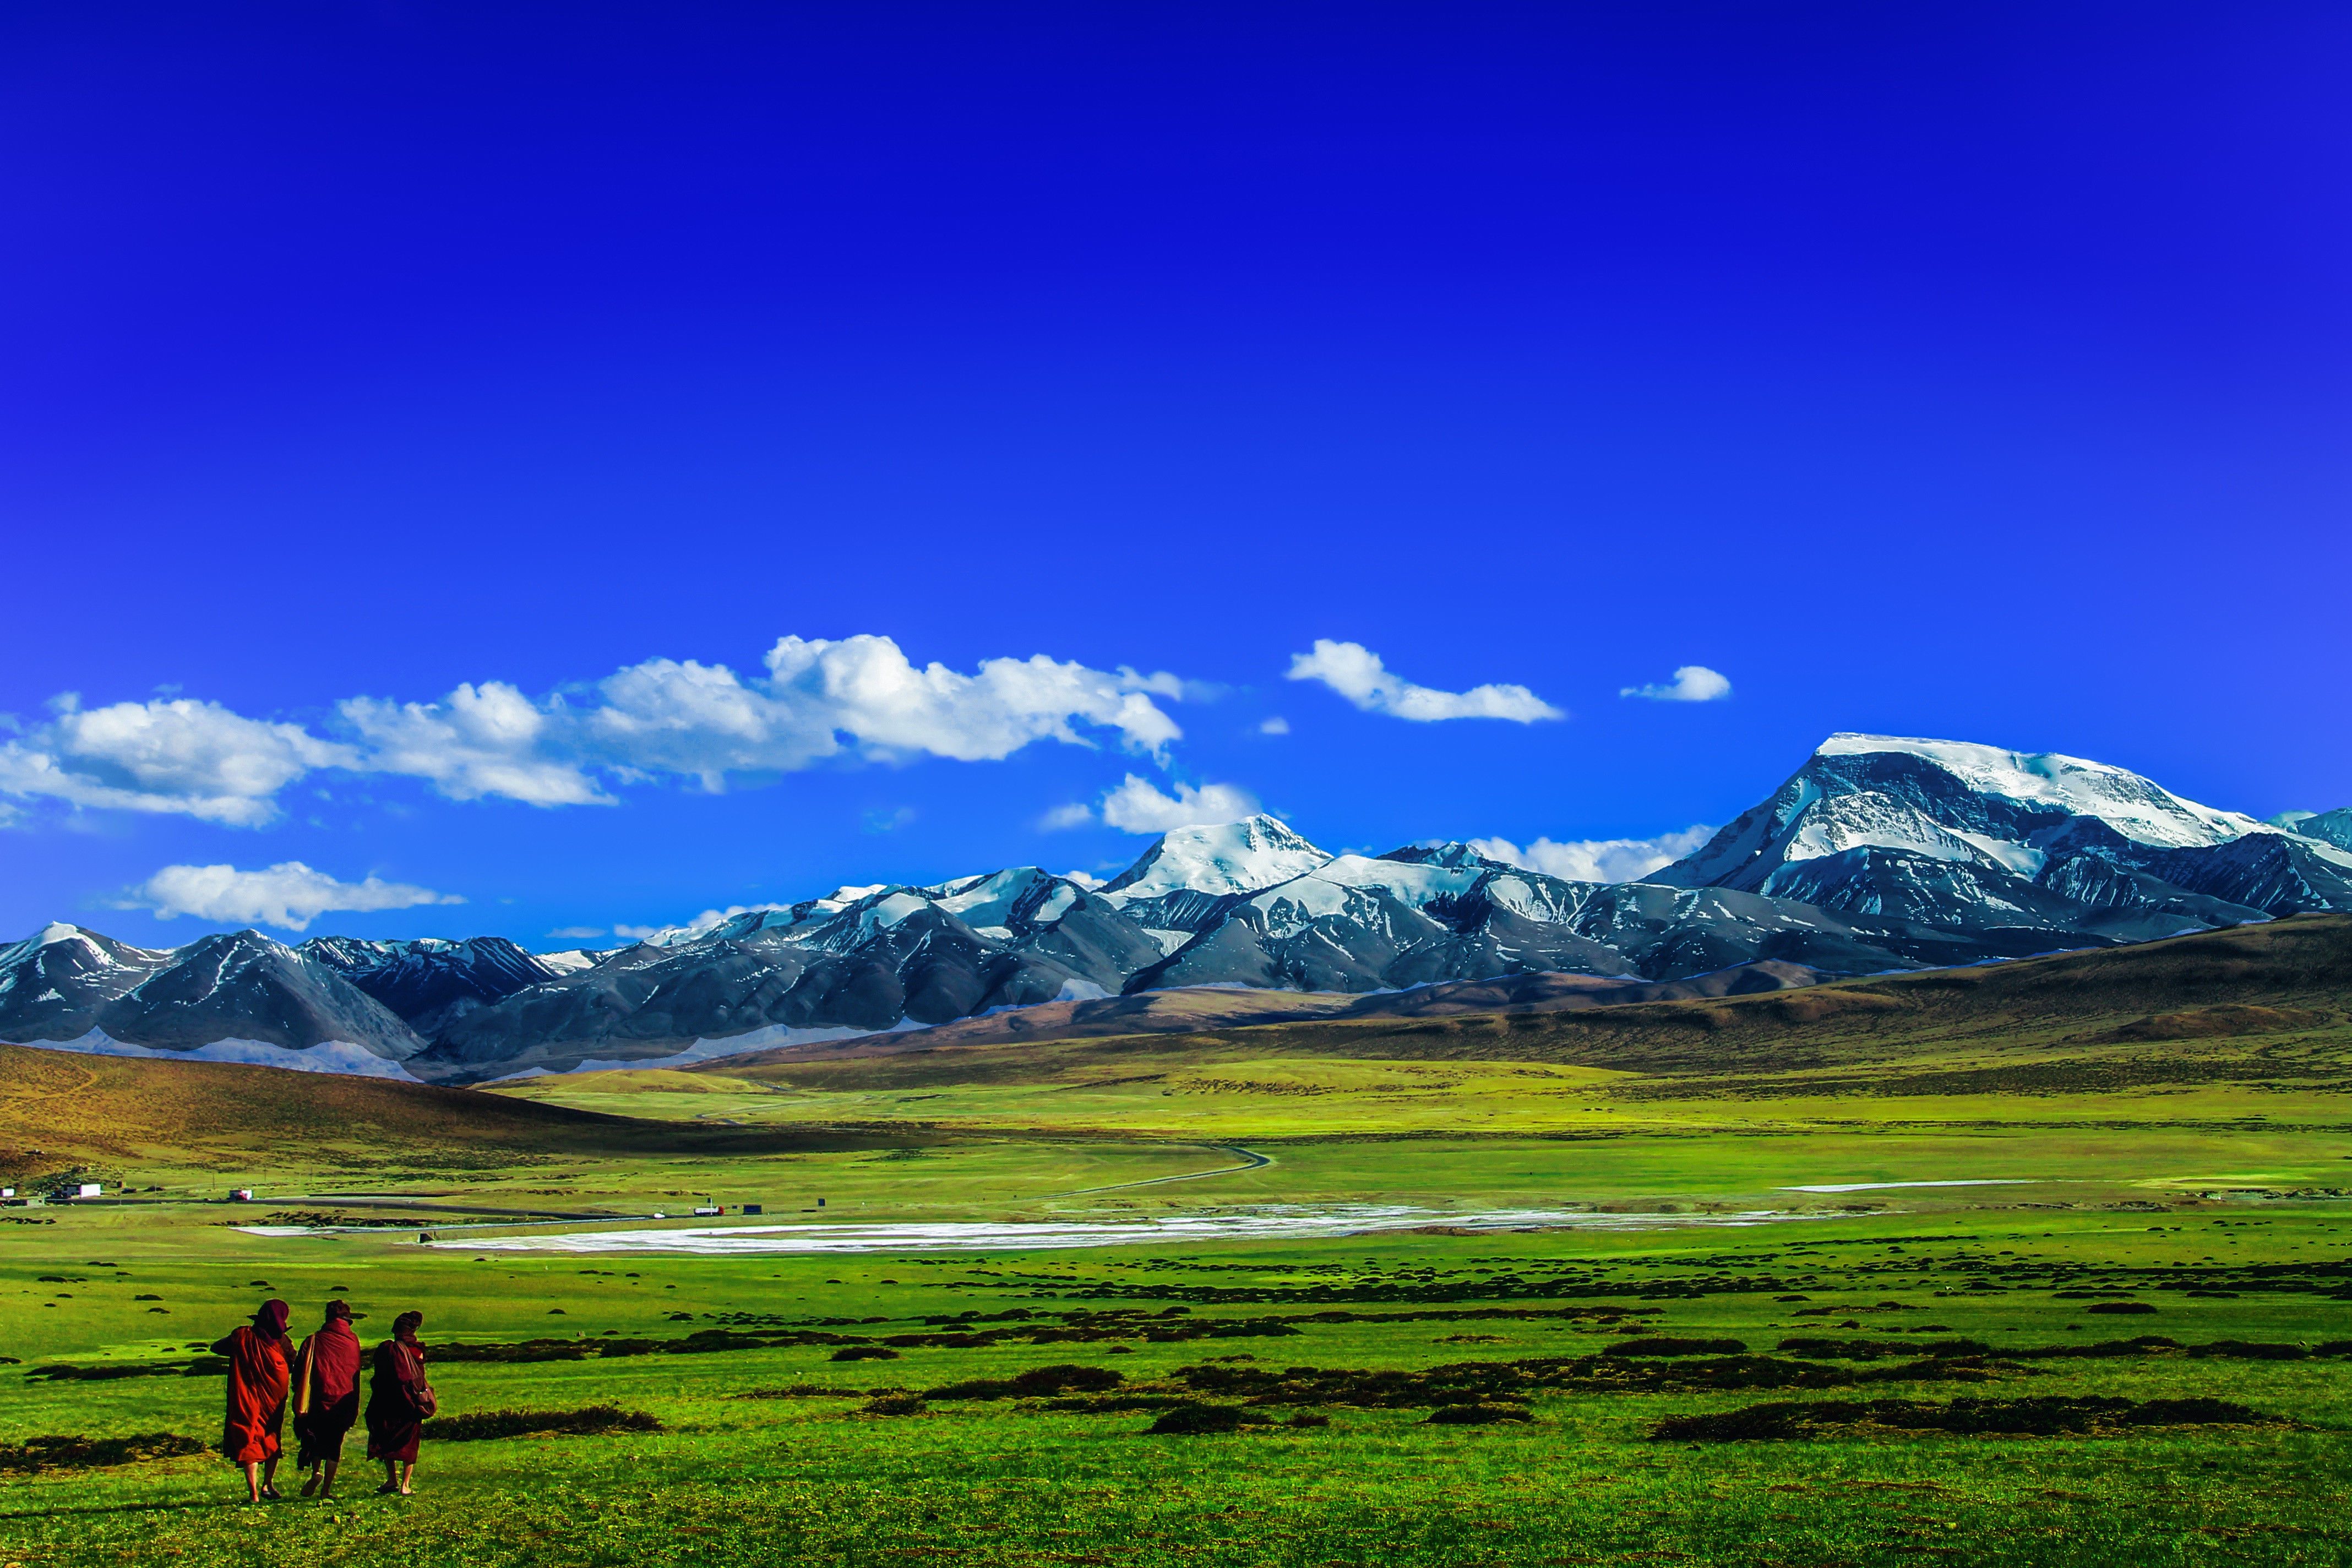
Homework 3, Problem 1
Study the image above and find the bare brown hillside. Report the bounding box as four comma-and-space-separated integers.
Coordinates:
706, 916, 2352, 1097
0, 1045, 897, 1176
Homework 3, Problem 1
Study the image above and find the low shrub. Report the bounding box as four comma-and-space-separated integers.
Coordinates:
2087, 1302, 2158, 1316
0, 1433, 205, 1473
924, 1364, 1125, 1401
1425, 1403, 1532, 1425
1603, 1337, 1747, 1358
427, 1405, 662, 1442
1147, 1404, 1246, 1435
830, 1346, 900, 1363
860, 1395, 926, 1416
1653, 1394, 2280, 1443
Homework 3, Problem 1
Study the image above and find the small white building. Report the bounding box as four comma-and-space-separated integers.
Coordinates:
75, 1183, 102, 1199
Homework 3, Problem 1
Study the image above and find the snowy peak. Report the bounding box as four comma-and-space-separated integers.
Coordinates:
1380, 841, 1520, 871
1811, 734, 2273, 851
1659, 733, 2286, 894
1098, 814, 1332, 901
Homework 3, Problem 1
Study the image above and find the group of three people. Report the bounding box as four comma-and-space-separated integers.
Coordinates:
211, 1298, 431, 1503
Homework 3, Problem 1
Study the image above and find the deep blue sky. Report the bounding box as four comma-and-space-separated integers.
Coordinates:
3, 2, 2347, 948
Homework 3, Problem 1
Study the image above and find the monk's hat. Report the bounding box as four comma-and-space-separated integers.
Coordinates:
323, 1298, 353, 1321
254, 1298, 291, 1336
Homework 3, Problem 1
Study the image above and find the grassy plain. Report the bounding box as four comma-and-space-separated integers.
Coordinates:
2, 919, 2350, 1565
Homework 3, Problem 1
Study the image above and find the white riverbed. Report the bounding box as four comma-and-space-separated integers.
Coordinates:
402, 1203, 1852, 1255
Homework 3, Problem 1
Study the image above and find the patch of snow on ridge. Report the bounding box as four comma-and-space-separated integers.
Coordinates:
4, 1030, 421, 1080
1815, 734, 2274, 851
1099, 815, 1332, 901
539, 1016, 932, 1076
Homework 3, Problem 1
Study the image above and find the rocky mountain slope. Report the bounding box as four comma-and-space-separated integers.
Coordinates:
4, 733, 2346, 1081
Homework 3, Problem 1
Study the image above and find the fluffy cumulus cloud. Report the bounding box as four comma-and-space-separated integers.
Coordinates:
0, 635, 1193, 825
1047, 773, 1262, 834
1468, 824, 1715, 884
1620, 665, 1733, 703
1287, 640, 1561, 723
1100, 775, 1262, 834
120, 861, 464, 932
0, 698, 357, 826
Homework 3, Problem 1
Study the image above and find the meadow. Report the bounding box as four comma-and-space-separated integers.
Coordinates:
2, 919, 2349, 1566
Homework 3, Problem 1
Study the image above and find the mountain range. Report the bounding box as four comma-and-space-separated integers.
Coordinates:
4, 732, 2347, 1082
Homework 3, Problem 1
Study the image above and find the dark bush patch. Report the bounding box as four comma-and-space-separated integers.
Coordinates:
1425, 1402, 1532, 1425
2186, 1341, 2306, 1360
1038, 1394, 1200, 1414
0, 1433, 205, 1473
2316, 1341, 2352, 1357
1167, 1351, 1910, 1409
1653, 1395, 2282, 1444
1604, 1337, 1747, 1358
2087, 1302, 2157, 1316
732, 1386, 868, 1400
860, 1395, 926, 1416
24, 1362, 193, 1382
1147, 1404, 1247, 1435
1287, 1412, 1330, 1428
924, 1363, 1126, 1401
830, 1347, 901, 1363
427, 1405, 662, 1442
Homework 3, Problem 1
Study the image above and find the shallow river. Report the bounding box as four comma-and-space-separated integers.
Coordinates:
362, 1203, 1853, 1255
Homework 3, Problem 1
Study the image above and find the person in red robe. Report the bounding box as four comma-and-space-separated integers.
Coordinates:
292, 1299, 363, 1498
210, 1298, 292, 1503
365, 1310, 430, 1495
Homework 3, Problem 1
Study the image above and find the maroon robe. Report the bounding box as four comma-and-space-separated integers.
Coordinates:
210, 1325, 291, 1464
293, 1318, 363, 1466
364, 1337, 428, 1463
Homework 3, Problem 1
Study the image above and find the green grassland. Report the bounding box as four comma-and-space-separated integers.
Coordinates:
2, 919, 2350, 1565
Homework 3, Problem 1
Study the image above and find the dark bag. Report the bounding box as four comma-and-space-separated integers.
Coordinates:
403, 1343, 437, 1420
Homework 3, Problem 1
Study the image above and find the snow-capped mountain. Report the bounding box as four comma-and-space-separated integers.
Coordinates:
1652, 734, 2352, 938
0, 923, 424, 1075
7, 733, 2348, 1082
302, 935, 565, 1038
2275, 807, 2352, 854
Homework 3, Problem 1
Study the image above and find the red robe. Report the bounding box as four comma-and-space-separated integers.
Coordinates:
292, 1319, 363, 1466
365, 1338, 428, 1463
210, 1325, 291, 1464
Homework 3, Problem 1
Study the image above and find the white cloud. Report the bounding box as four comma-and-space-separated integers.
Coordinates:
1098, 774, 1262, 834
1468, 824, 1715, 884
1, 635, 1193, 824
1286, 640, 1562, 723
1059, 869, 1107, 890
1038, 802, 1098, 831
340, 681, 609, 807
545, 925, 607, 939
120, 861, 464, 932
0, 699, 357, 826
1258, 716, 1291, 735
1620, 665, 1733, 703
